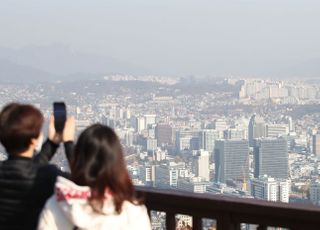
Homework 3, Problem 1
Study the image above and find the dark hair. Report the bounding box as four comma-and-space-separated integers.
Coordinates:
0, 103, 44, 155
71, 124, 139, 214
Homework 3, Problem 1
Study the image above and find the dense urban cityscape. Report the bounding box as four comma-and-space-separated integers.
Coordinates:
1, 75, 320, 229
1, 0, 320, 228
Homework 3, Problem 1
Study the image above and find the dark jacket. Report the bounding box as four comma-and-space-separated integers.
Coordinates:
0, 139, 73, 230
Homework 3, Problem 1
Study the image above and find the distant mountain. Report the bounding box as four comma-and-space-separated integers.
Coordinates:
0, 58, 56, 83
2, 44, 319, 80
0, 44, 146, 78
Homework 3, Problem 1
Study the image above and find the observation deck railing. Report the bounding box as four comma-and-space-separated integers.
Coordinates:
136, 186, 320, 230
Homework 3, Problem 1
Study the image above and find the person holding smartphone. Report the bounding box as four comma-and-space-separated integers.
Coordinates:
0, 102, 75, 230
38, 124, 151, 230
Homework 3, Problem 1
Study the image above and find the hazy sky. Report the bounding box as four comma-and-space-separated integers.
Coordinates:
1, 0, 320, 77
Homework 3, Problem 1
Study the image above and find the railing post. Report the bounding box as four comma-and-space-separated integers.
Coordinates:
257, 225, 267, 230
166, 211, 176, 230
193, 215, 202, 230
216, 214, 241, 230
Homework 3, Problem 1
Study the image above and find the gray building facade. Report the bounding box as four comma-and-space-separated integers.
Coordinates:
254, 137, 288, 179
214, 139, 249, 184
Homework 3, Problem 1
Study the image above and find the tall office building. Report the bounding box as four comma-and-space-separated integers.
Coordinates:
193, 150, 210, 182
214, 139, 249, 184
312, 133, 320, 158
250, 176, 290, 203
310, 180, 320, 205
175, 130, 200, 151
248, 114, 266, 147
254, 137, 288, 179
155, 123, 173, 146
199, 129, 220, 152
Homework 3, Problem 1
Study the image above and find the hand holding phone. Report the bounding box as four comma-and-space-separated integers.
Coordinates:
62, 117, 75, 142
48, 116, 62, 144
53, 102, 66, 134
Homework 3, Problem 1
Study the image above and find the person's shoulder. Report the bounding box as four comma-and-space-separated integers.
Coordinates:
37, 164, 69, 179
38, 194, 72, 230
38, 164, 60, 173
122, 200, 148, 215
121, 201, 151, 229
44, 195, 58, 210
0, 160, 6, 177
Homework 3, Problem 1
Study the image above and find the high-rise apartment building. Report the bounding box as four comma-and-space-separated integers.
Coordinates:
214, 139, 249, 184
139, 164, 155, 187
254, 137, 288, 179
193, 150, 210, 182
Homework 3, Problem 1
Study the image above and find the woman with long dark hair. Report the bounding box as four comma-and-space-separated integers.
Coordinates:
38, 124, 151, 230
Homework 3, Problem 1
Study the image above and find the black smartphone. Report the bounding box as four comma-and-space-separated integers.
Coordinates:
53, 102, 66, 133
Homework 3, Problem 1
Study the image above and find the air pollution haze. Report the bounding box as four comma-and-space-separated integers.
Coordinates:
0, 0, 320, 79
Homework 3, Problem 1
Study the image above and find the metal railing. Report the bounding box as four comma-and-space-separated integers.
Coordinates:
136, 186, 320, 230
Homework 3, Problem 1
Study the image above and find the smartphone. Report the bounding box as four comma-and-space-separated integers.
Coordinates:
53, 102, 66, 133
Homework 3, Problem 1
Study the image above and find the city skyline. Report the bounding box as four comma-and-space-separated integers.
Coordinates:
1, 1, 320, 228
1, 76, 320, 228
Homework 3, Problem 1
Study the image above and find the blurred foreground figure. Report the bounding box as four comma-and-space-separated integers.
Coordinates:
0, 103, 75, 230
38, 124, 151, 230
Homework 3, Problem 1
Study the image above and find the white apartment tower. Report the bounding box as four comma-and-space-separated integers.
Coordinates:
194, 150, 210, 182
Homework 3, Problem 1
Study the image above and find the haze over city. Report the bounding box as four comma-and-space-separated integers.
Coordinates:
2, 1, 320, 229
1, 0, 320, 78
